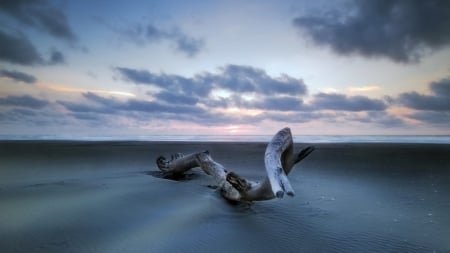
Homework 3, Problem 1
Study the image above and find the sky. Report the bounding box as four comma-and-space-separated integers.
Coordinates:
0, 0, 450, 137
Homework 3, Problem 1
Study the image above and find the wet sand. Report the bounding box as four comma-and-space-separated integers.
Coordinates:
1, 141, 449, 252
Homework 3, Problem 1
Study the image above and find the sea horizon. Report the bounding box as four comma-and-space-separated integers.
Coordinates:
1, 134, 450, 144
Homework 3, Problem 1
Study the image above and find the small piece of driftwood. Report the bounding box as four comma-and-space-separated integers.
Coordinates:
156, 127, 314, 202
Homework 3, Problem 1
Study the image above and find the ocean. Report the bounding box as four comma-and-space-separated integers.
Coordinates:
1, 134, 450, 144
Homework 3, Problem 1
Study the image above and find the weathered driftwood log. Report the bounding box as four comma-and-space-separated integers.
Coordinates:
156, 127, 314, 202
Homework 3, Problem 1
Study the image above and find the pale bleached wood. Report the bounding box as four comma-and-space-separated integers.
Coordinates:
264, 127, 295, 198
155, 127, 314, 202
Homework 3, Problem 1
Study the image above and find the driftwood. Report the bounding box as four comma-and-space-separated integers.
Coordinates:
156, 127, 314, 202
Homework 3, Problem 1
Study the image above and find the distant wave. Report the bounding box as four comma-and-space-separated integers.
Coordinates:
1, 134, 450, 144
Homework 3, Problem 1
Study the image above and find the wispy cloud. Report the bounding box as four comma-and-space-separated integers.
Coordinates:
311, 92, 387, 111
105, 21, 204, 57
0, 95, 49, 108
0, 69, 36, 84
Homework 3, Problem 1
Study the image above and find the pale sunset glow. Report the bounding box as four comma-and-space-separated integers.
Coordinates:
226, 125, 240, 134
0, 0, 449, 136
40, 83, 136, 97
348, 86, 381, 92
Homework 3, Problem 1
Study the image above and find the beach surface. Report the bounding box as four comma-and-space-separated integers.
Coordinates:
1, 141, 449, 252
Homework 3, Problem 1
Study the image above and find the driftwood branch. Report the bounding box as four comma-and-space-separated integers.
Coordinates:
156, 127, 314, 202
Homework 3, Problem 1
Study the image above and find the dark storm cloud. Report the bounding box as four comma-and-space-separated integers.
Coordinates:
293, 0, 450, 62
0, 0, 77, 42
119, 23, 204, 57
0, 29, 44, 65
116, 65, 308, 97
0, 95, 49, 108
398, 77, 450, 111
0, 69, 36, 83
311, 93, 387, 111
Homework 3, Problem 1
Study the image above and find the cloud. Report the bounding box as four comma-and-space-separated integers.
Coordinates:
115, 23, 204, 57
218, 65, 308, 95
397, 77, 450, 125
398, 77, 450, 111
259, 111, 329, 123
407, 111, 450, 126
208, 94, 305, 112
0, 29, 44, 65
430, 77, 450, 97
67, 92, 205, 115
113, 64, 404, 127
56, 88, 407, 130
0, 95, 49, 108
58, 92, 237, 125
115, 67, 210, 96
345, 111, 405, 127
174, 34, 204, 57
116, 64, 308, 97
0, 108, 38, 122
48, 49, 65, 65
0, 69, 37, 84
0, 62, 411, 130
0, 29, 66, 66
293, 0, 450, 62
244, 96, 305, 111
153, 91, 199, 105
311, 92, 387, 111
398, 92, 450, 111
0, 0, 77, 42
